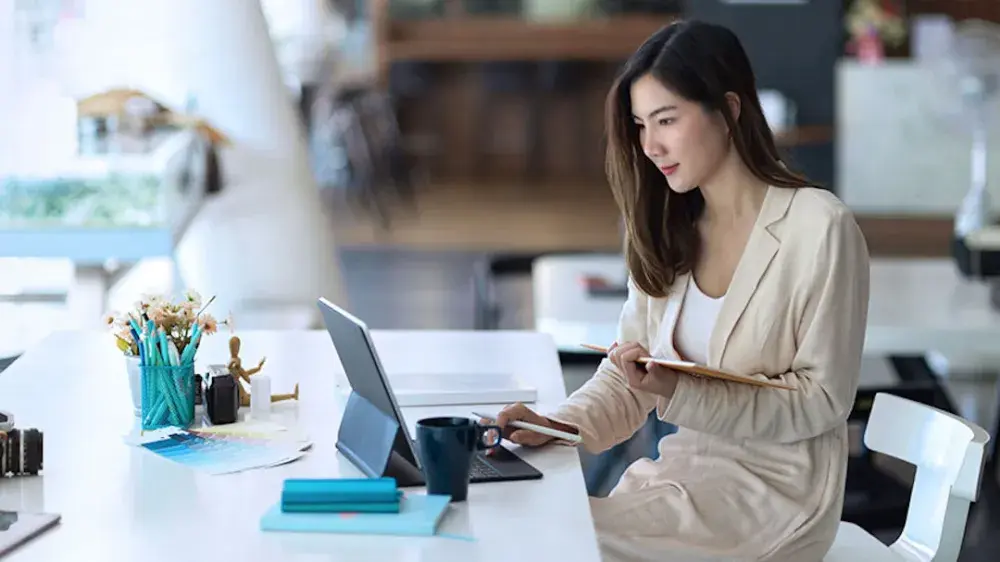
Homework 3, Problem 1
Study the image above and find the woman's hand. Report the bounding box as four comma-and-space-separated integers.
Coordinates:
608, 341, 680, 400
482, 402, 578, 453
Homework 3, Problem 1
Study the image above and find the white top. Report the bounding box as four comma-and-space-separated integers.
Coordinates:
0, 330, 602, 562
673, 276, 726, 364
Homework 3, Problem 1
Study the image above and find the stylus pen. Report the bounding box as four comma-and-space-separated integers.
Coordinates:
471, 411, 583, 445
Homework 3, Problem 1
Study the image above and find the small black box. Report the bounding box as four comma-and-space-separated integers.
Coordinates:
205, 374, 239, 425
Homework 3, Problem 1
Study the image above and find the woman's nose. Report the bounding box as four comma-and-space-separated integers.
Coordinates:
643, 138, 664, 159
640, 129, 664, 158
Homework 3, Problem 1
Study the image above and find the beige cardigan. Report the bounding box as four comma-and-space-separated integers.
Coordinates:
549, 186, 871, 561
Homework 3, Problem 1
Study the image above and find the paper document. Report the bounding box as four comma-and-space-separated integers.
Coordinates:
191, 421, 312, 451
129, 427, 306, 475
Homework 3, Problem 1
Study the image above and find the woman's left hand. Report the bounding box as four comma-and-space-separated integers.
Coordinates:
609, 341, 681, 399
626, 361, 680, 400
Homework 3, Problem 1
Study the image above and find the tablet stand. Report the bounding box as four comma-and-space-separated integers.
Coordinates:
335, 391, 425, 487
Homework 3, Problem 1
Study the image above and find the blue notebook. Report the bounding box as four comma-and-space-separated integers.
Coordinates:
260, 493, 452, 537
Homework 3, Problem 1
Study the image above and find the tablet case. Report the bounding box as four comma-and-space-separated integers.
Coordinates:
281, 478, 403, 513
282, 477, 400, 505
0, 511, 61, 557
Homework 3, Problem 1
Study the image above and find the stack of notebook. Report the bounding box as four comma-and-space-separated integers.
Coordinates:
260, 477, 452, 537
281, 478, 403, 513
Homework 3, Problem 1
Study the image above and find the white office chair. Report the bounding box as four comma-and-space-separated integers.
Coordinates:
824, 392, 990, 562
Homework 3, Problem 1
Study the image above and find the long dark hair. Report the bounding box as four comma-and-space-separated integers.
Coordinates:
605, 20, 812, 298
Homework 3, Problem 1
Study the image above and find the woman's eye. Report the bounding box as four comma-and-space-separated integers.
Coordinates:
634, 122, 645, 130
658, 118, 674, 126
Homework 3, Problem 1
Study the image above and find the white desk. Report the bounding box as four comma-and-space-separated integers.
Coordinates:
533, 255, 1000, 364
0, 330, 601, 562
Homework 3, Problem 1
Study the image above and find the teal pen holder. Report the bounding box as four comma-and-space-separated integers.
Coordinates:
140, 363, 196, 430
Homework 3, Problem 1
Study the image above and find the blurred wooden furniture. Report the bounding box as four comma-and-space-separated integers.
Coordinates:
367, 0, 835, 205
77, 89, 230, 146
376, 12, 676, 73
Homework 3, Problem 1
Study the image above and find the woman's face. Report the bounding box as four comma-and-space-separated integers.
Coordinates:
630, 73, 731, 194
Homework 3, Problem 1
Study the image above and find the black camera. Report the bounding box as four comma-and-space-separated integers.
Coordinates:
0, 411, 43, 477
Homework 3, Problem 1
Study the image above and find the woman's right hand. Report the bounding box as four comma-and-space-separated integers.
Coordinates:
486, 402, 575, 450
491, 403, 556, 447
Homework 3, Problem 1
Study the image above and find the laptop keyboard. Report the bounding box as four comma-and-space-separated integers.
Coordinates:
470, 455, 502, 479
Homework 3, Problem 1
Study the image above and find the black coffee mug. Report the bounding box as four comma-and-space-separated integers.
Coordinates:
415, 416, 502, 502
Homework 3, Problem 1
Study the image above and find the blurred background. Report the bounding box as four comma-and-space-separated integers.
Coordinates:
4, 0, 1000, 558
3, 0, 983, 338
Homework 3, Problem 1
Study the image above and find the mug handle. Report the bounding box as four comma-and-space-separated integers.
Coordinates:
477, 424, 503, 450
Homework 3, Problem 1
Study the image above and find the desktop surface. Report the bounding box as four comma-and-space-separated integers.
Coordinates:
0, 329, 601, 562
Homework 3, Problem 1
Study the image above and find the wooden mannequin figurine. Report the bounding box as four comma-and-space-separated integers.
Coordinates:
227, 336, 299, 406
227, 335, 266, 406
270, 384, 299, 404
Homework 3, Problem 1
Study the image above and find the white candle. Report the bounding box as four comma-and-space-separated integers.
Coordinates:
251, 375, 272, 419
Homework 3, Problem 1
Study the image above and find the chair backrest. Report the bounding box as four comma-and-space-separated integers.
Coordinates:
864, 392, 990, 562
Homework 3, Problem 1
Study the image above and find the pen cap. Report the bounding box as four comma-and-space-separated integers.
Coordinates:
251, 375, 271, 416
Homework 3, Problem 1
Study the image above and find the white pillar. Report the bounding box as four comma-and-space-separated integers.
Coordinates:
0, 0, 14, 177
165, 0, 348, 327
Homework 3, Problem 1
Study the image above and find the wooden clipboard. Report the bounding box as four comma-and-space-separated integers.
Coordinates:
580, 343, 796, 390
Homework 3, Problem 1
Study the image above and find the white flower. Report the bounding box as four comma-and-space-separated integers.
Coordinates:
146, 303, 169, 324
184, 289, 203, 306
139, 293, 165, 308
199, 314, 219, 335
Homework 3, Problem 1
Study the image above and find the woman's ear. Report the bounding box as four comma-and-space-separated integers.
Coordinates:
724, 92, 741, 123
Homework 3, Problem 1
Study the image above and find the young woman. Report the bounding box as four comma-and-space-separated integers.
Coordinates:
491, 20, 870, 561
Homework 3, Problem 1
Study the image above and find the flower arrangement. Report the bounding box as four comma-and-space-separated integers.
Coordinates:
105, 290, 231, 362
845, 0, 907, 63
107, 290, 232, 428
